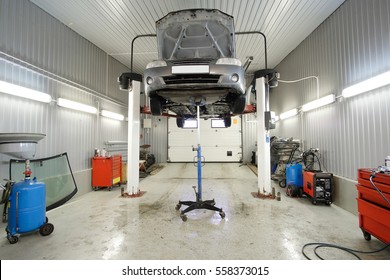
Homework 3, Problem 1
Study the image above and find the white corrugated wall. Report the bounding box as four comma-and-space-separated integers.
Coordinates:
0, 0, 130, 184
268, 0, 390, 180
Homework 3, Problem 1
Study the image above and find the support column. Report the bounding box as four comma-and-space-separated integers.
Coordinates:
127, 80, 141, 195
256, 77, 272, 194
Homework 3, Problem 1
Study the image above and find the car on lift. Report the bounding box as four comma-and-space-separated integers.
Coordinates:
143, 9, 246, 128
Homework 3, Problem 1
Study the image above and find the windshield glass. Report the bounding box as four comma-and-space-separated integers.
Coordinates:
9, 153, 78, 210
156, 9, 236, 61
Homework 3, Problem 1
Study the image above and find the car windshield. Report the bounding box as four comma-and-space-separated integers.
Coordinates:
9, 153, 78, 211
156, 9, 236, 61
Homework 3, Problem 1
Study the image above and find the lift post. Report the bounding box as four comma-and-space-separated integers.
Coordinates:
119, 72, 142, 195
127, 80, 141, 195
255, 69, 278, 195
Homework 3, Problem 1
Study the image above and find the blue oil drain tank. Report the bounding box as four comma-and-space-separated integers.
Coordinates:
6, 176, 54, 244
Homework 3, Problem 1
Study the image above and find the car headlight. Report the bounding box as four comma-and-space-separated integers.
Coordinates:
145, 60, 168, 69
231, 73, 239, 83
216, 58, 242, 66
146, 77, 154, 85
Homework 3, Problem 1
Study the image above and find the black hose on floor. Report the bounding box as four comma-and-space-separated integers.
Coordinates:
302, 242, 390, 260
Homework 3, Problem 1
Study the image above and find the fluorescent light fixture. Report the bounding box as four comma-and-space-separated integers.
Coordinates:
302, 94, 335, 112
57, 98, 97, 114
342, 71, 390, 98
280, 108, 298, 120
0, 80, 51, 103
101, 110, 125, 121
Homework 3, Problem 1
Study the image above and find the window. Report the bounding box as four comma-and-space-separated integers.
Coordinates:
183, 119, 198, 129
211, 119, 226, 128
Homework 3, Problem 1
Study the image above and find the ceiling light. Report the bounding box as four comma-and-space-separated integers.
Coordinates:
57, 98, 97, 114
302, 94, 335, 112
342, 71, 390, 98
0, 80, 52, 103
280, 108, 298, 120
101, 110, 124, 121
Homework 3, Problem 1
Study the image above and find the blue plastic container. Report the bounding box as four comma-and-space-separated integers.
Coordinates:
7, 178, 46, 236
286, 163, 303, 187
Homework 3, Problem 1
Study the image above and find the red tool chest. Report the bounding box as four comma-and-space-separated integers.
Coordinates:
92, 155, 122, 191
356, 168, 390, 243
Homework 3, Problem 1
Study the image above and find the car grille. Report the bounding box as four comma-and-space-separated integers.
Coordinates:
171, 60, 212, 65
164, 74, 220, 84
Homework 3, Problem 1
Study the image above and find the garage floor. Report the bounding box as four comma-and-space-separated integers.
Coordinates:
0, 163, 389, 260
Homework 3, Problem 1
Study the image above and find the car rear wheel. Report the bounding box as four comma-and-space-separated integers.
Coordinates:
224, 117, 231, 128
176, 117, 184, 128
150, 97, 162, 116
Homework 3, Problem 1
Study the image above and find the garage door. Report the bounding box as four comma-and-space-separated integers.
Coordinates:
168, 116, 242, 162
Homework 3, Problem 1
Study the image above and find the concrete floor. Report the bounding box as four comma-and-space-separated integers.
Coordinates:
0, 163, 389, 260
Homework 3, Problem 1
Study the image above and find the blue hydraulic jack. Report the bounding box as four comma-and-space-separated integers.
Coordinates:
175, 144, 226, 221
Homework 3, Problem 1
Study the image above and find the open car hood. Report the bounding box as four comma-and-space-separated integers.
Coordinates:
156, 9, 236, 61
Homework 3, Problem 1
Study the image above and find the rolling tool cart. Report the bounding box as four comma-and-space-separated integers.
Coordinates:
303, 171, 333, 205
356, 168, 390, 243
92, 154, 122, 191
270, 137, 301, 188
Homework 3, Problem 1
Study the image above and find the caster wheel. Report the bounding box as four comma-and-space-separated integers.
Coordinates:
279, 180, 286, 188
219, 211, 226, 219
94, 187, 98, 191
312, 200, 317, 205
180, 214, 187, 222
175, 204, 181, 211
325, 201, 332, 206
39, 223, 54, 236
108, 187, 112, 191
363, 231, 371, 241
8, 235, 18, 244
286, 186, 292, 197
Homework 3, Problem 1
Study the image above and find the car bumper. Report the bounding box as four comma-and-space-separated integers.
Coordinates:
144, 64, 246, 98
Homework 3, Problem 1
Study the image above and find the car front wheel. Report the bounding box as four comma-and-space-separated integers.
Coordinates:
150, 97, 162, 116
230, 95, 246, 115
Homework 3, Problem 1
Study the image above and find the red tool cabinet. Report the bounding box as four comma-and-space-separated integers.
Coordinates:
92, 155, 122, 191
356, 168, 390, 243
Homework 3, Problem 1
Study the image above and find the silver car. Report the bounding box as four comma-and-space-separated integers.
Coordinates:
144, 9, 246, 127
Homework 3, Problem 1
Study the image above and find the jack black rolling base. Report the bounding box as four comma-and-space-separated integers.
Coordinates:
175, 145, 225, 222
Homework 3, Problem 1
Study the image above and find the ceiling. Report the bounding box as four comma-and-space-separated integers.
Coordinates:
30, 0, 345, 75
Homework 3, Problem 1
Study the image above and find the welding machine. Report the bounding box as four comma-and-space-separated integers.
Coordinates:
303, 171, 333, 205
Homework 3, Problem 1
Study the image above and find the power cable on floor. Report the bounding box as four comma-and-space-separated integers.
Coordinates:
303, 171, 390, 260
302, 242, 390, 260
